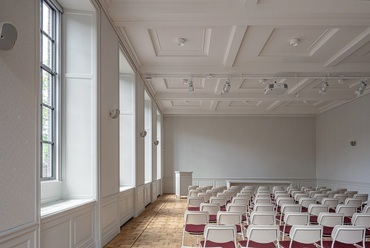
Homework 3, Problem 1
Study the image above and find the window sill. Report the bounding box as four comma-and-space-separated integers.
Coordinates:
41, 199, 95, 218
120, 186, 134, 192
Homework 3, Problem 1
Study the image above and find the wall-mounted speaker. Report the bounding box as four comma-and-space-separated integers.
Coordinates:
0, 22, 18, 51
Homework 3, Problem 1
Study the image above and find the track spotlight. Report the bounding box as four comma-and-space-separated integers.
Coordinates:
319, 81, 329, 95
188, 79, 194, 93
355, 81, 367, 97
221, 78, 231, 95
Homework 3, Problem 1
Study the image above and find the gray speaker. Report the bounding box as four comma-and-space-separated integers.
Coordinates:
0, 22, 18, 51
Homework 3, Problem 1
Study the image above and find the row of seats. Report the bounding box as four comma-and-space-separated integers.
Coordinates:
183, 184, 370, 247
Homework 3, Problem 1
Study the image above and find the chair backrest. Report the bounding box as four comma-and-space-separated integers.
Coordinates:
258, 185, 270, 192
354, 194, 368, 203
203, 224, 237, 248
317, 212, 344, 227
253, 203, 275, 212
249, 211, 276, 225
217, 192, 232, 201
308, 204, 329, 216
336, 188, 347, 194
294, 193, 309, 202
198, 192, 212, 202
188, 185, 198, 191
335, 204, 357, 217
308, 190, 321, 198
275, 192, 290, 200
272, 186, 285, 194
206, 189, 219, 197
254, 197, 271, 204
188, 189, 201, 197
280, 203, 302, 214
200, 203, 220, 215
333, 194, 348, 204
321, 197, 339, 209
320, 188, 332, 194
241, 186, 255, 194
229, 185, 241, 191
331, 225, 365, 247
314, 193, 329, 203
197, 186, 208, 193
231, 196, 250, 206
363, 205, 370, 213
184, 210, 209, 224
226, 203, 248, 216
187, 196, 204, 207
236, 193, 253, 201
255, 192, 270, 198
245, 225, 279, 246
217, 211, 242, 225
298, 197, 316, 208
287, 188, 299, 195
224, 189, 238, 197
344, 191, 358, 198
327, 191, 339, 198
209, 196, 226, 207
288, 225, 323, 247
352, 213, 370, 227
276, 197, 295, 207
284, 212, 310, 226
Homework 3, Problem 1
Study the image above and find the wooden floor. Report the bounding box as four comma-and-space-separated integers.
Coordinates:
105, 194, 191, 248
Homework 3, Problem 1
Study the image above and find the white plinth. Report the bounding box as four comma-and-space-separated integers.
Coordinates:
175, 171, 193, 198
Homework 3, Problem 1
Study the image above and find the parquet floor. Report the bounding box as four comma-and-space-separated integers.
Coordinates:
104, 194, 193, 248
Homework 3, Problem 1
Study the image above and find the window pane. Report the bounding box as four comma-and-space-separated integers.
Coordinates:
42, 69, 52, 106
42, 34, 53, 68
42, 143, 53, 178
42, 106, 53, 142
42, 2, 52, 36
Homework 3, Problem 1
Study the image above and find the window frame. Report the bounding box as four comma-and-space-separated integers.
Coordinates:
40, 0, 61, 181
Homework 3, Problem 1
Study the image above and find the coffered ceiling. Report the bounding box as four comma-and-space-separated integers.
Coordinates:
99, 0, 370, 116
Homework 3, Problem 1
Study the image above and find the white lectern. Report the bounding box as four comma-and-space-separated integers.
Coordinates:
175, 171, 193, 198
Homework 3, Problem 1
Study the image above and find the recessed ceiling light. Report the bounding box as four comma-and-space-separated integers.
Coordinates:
290, 38, 300, 47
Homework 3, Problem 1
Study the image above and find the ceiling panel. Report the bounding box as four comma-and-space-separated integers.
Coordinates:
101, 0, 370, 116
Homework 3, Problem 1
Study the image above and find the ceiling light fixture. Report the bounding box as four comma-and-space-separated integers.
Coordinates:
177, 38, 185, 47
319, 81, 329, 95
290, 38, 300, 47
221, 78, 231, 95
355, 81, 367, 97
188, 78, 194, 93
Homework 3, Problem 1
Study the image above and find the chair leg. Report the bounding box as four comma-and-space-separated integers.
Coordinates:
181, 229, 185, 247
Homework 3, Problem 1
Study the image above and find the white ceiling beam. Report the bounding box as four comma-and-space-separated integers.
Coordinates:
223, 25, 247, 67
325, 27, 370, 67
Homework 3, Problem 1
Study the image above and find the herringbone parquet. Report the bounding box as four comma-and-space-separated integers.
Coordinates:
104, 194, 192, 248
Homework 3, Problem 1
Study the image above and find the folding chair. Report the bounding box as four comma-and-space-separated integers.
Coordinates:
199, 224, 237, 248
252, 203, 275, 213
314, 193, 329, 204
345, 198, 363, 212
217, 211, 244, 240
321, 225, 366, 248
239, 225, 279, 248
197, 192, 212, 203
336, 188, 348, 194
322, 197, 340, 212
231, 196, 250, 206
187, 196, 204, 211
275, 197, 295, 214
279, 225, 323, 248
335, 204, 357, 224
248, 211, 276, 227
182, 211, 209, 247
200, 202, 220, 223
226, 203, 248, 223
317, 212, 344, 236
280, 212, 310, 240
308, 204, 329, 224
344, 191, 358, 198
209, 196, 227, 210
277, 203, 302, 224
334, 194, 348, 204
298, 197, 316, 212
351, 213, 370, 238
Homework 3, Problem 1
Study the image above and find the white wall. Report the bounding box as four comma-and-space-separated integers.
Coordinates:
163, 116, 316, 192
0, 0, 38, 246
316, 94, 370, 194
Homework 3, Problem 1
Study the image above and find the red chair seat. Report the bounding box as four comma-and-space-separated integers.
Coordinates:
310, 215, 318, 223
343, 216, 352, 224
187, 206, 200, 211
279, 240, 318, 248
280, 225, 292, 234
321, 240, 361, 248
323, 226, 334, 236
239, 240, 276, 248
200, 240, 236, 248
209, 214, 217, 222
184, 224, 206, 234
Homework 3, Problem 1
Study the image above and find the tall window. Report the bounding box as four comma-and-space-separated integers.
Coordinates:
40, 0, 60, 180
